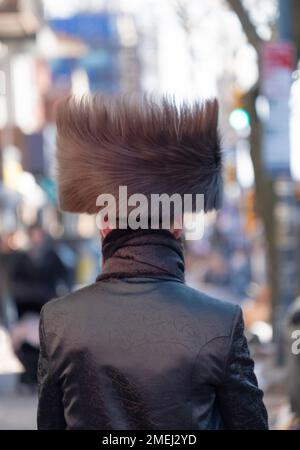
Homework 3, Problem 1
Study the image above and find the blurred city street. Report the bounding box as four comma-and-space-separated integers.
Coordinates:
0, 376, 37, 430
1, 0, 300, 431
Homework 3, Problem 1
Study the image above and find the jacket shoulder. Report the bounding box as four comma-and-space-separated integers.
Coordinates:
160, 281, 240, 328
40, 280, 241, 344
40, 282, 101, 324
149, 280, 241, 345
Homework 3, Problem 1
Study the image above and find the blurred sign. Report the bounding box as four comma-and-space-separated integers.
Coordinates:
49, 13, 119, 47
48, 13, 121, 93
261, 41, 295, 177
80, 50, 119, 92
50, 58, 77, 90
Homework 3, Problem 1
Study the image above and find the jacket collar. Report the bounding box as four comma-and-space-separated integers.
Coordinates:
97, 229, 185, 283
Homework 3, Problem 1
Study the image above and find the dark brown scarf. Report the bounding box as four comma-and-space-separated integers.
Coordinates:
96, 229, 185, 283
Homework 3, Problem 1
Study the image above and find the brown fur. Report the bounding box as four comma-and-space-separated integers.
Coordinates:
56, 93, 222, 214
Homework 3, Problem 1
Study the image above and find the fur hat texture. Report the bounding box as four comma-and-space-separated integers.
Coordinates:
56, 93, 222, 214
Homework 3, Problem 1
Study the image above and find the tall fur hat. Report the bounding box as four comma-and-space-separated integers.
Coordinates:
56, 94, 222, 214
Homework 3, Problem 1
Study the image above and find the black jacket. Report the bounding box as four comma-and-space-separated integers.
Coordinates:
3, 244, 70, 317
37, 230, 268, 430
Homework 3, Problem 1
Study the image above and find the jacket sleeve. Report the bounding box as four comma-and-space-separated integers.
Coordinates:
37, 306, 66, 430
217, 306, 269, 430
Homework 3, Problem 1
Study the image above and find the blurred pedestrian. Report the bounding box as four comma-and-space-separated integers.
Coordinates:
11, 225, 71, 318
9, 225, 71, 390
0, 233, 20, 328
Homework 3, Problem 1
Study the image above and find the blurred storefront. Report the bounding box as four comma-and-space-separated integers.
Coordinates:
0, 2, 142, 290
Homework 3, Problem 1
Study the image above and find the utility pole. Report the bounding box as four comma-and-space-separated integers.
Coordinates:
279, 0, 293, 41
273, 0, 298, 363
292, 0, 300, 60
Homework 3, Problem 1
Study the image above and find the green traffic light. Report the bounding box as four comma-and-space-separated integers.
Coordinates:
229, 108, 250, 131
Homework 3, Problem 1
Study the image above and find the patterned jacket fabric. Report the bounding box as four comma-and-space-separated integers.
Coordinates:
37, 230, 268, 430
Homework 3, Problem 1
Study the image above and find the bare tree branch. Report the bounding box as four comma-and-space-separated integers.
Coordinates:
226, 0, 262, 50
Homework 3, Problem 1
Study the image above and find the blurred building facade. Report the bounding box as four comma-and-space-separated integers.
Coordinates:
0, 1, 143, 287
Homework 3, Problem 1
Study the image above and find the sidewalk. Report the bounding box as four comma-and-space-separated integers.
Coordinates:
252, 344, 300, 430
0, 326, 37, 430
0, 376, 37, 430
